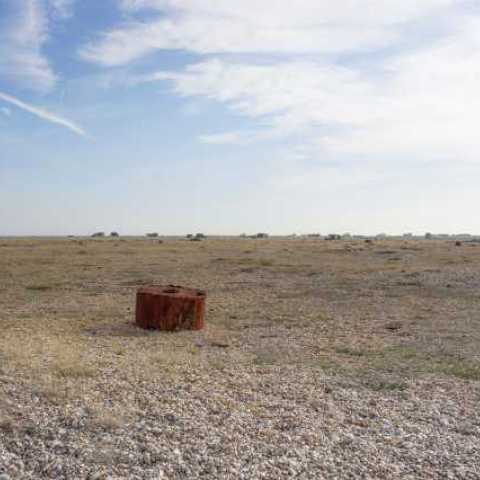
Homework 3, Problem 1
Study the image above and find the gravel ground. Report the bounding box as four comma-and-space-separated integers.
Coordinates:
1, 238, 480, 479
1, 367, 479, 479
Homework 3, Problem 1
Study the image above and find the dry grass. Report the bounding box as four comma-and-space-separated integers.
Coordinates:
1, 237, 479, 412
53, 360, 97, 379
88, 407, 126, 431
0, 415, 14, 433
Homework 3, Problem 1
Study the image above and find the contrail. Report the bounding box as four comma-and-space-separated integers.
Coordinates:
0, 91, 88, 138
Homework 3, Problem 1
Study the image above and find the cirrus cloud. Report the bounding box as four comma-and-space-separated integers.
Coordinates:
0, 91, 88, 137
80, 0, 455, 65
79, 1, 480, 171
0, 0, 75, 93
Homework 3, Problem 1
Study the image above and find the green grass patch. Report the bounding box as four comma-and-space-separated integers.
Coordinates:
366, 346, 480, 381
314, 357, 344, 374
335, 346, 369, 357
435, 360, 480, 381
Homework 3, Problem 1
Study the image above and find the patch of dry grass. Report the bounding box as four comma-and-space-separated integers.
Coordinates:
88, 407, 126, 431
149, 348, 197, 367
213, 256, 276, 268
53, 359, 97, 379
0, 413, 14, 433
32, 376, 72, 403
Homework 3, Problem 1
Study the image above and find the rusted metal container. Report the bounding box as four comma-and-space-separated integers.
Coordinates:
135, 285, 206, 331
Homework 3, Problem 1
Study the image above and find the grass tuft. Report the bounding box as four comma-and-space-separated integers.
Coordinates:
335, 346, 368, 357
0, 414, 14, 432
364, 380, 408, 392
26, 284, 53, 291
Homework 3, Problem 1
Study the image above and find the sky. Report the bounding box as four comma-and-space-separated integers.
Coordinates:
1, 0, 480, 236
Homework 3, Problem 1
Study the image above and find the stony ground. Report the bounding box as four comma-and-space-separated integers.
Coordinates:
0, 237, 479, 479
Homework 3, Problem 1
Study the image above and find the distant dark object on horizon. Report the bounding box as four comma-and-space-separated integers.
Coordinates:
110, 231, 119, 237
146, 232, 159, 238
326, 234, 341, 241
241, 232, 269, 239
91, 232, 105, 238
188, 233, 207, 241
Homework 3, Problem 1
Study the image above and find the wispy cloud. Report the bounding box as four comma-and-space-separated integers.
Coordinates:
198, 131, 248, 145
0, 107, 11, 117
0, 0, 75, 93
0, 0, 55, 92
49, 0, 75, 19
79, 1, 480, 166
0, 91, 87, 137
198, 129, 278, 145
80, 0, 454, 65
155, 27, 480, 163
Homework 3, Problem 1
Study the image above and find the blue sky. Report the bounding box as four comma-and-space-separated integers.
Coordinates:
1, 0, 480, 236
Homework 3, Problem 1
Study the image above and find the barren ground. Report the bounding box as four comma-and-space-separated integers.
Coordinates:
0, 237, 479, 479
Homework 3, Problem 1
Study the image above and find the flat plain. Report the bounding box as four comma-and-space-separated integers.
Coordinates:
0, 237, 479, 479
